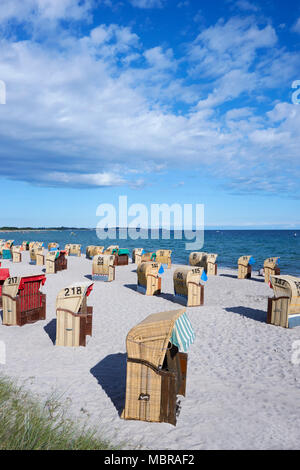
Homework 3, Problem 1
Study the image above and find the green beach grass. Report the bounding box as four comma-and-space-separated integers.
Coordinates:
0, 375, 118, 450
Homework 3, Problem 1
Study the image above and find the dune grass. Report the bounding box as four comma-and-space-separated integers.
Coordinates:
0, 375, 118, 450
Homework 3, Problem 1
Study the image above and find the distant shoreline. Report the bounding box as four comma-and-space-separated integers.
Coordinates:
0, 227, 299, 232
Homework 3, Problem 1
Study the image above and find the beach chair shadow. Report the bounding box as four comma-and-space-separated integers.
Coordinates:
225, 306, 267, 323
124, 283, 138, 292
90, 353, 127, 416
220, 274, 264, 283
158, 292, 180, 303
219, 274, 237, 279
44, 318, 57, 345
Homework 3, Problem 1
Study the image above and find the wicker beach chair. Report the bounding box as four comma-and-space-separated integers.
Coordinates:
30, 243, 44, 265
132, 248, 144, 265
2, 274, 46, 326
122, 308, 195, 425
264, 257, 280, 284
267, 275, 300, 328
68, 244, 81, 257
238, 255, 255, 279
206, 253, 218, 276
86, 246, 104, 259
22, 241, 30, 251
137, 261, 162, 296
155, 250, 172, 269
46, 251, 67, 274
189, 252, 207, 268
48, 242, 59, 251
55, 282, 94, 346
12, 245, 22, 263
173, 266, 205, 307
92, 254, 115, 281
113, 249, 130, 266
0, 267, 10, 308
104, 245, 119, 255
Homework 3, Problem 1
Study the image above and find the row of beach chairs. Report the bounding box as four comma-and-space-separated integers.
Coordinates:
0, 240, 299, 328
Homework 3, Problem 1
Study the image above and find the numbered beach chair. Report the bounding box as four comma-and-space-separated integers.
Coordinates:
238, 255, 255, 279
137, 261, 162, 296
2, 275, 46, 326
206, 253, 218, 276
113, 249, 130, 266
122, 308, 195, 425
173, 266, 205, 307
267, 275, 300, 328
86, 246, 104, 259
30, 244, 44, 265
0, 267, 10, 308
189, 252, 207, 268
132, 248, 144, 264
264, 257, 280, 284
92, 254, 115, 281
55, 282, 94, 347
36, 250, 45, 266
46, 251, 67, 274
156, 250, 172, 269
68, 244, 81, 257
104, 245, 119, 255
12, 246, 22, 263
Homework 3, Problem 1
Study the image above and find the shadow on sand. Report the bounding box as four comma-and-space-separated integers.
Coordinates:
220, 274, 264, 283
90, 353, 127, 416
44, 318, 56, 345
225, 306, 267, 323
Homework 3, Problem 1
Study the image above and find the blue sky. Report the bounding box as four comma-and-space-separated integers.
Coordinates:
0, 0, 299, 228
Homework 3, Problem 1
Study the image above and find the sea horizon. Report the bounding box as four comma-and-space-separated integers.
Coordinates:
1, 228, 299, 276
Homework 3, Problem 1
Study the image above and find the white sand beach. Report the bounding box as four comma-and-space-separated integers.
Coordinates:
0, 252, 300, 450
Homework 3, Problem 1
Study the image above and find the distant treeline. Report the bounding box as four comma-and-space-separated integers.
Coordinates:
0, 227, 90, 231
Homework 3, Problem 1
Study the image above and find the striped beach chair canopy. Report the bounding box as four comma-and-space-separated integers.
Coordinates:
170, 311, 195, 352
126, 308, 195, 369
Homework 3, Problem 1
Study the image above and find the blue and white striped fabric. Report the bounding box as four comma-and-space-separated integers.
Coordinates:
170, 312, 195, 352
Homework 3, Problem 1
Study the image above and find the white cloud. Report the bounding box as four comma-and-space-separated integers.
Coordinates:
129, 0, 165, 8
0, 0, 94, 23
0, 12, 299, 196
235, 0, 259, 12
46, 171, 126, 187
291, 17, 300, 34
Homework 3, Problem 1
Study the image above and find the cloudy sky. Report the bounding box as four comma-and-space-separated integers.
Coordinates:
0, 0, 299, 228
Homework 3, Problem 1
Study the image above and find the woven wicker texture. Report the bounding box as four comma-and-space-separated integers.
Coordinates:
270, 275, 300, 315
155, 250, 172, 268
123, 308, 186, 423
137, 261, 161, 295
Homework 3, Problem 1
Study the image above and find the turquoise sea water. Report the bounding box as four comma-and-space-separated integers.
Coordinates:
1, 229, 299, 276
